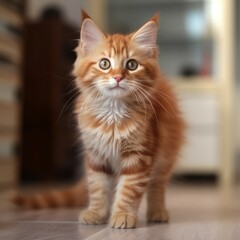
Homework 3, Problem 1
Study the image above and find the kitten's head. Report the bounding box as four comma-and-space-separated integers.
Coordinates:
73, 11, 159, 99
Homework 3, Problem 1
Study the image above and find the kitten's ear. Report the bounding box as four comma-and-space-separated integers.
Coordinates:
80, 10, 106, 54
131, 14, 159, 52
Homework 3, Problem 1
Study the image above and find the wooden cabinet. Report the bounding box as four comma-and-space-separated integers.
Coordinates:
21, 18, 79, 183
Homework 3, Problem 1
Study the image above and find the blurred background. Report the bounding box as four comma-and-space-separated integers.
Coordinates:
0, 0, 239, 189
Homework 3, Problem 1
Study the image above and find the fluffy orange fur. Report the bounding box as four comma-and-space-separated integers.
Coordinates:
13, 12, 185, 229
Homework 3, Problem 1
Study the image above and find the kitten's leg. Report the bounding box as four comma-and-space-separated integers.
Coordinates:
79, 167, 112, 225
147, 176, 169, 223
147, 161, 172, 223
110, 158, 152, 229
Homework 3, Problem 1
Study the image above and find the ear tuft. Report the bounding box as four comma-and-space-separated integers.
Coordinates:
81, 9, 91, 21
150, 13, 160, 25
80, 16, 106, 54
131, 20, 158, 50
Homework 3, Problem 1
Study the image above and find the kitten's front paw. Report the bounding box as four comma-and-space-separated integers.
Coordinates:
147, 209, 169, 223
110, 213, 137, 229
79, 209, 107, 225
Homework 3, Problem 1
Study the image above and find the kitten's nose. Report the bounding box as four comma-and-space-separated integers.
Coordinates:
113, 75, 123, 83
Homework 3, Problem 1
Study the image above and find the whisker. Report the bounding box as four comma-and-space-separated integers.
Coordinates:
133, 86, 160, 128
128, 86, 148, 122
144, 86, 177, 116
131, 82, 175, 119
55, 91, 80, 125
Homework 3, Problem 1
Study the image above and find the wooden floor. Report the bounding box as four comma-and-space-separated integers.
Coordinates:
0, 183, 239, 240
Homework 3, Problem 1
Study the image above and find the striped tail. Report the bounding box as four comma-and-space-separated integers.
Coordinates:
11, 180, 88, 209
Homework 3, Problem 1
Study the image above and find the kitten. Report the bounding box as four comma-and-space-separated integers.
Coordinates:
13, 11, 186, 229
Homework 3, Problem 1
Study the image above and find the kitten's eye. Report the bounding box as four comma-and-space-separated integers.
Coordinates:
126, 59, 138, 71
99, 58, 111, 70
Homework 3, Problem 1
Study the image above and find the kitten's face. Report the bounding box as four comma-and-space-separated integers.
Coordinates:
74, 14, 159, 99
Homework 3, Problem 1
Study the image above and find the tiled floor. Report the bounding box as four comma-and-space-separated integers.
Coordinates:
0, 184, 239, 240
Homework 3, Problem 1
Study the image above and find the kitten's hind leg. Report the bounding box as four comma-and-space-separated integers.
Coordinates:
147, 182, 169, 223
147, 162, 172, 223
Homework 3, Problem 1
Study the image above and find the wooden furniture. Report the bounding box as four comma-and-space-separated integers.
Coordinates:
21, 17, 79, 183
0, 0, 23, 187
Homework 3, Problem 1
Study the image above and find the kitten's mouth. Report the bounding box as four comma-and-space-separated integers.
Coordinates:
109, 86, 124, 90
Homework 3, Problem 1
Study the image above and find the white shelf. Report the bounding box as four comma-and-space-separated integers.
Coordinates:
172, 76, 219, 92
174, 165, 219, 174
158, 36, 212, 44
111, 0, 204, 7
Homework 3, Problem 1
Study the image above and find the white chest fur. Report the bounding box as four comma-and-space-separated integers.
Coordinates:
93, 98, 129, 125
80, 98, 135, 166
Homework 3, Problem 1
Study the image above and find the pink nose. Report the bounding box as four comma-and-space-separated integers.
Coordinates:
114, 75, 123, 83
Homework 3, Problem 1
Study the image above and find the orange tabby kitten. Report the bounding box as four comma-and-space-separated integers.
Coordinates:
13, 12, 185, 229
